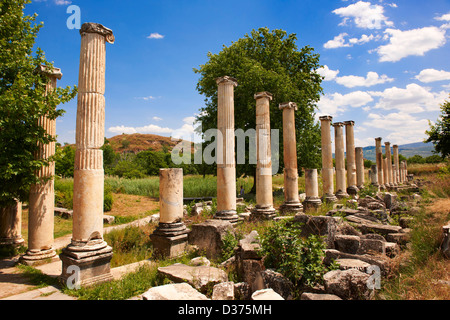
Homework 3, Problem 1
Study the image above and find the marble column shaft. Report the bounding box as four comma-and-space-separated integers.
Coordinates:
385, 142, 393, 187
280, 102, 303, 213
344, 121, 358, 195
375, 137, 384, 189
355, 147, 365, 189
320, 116, 337, 202
214, 76, 238, 222
22, 66, 62, 264
393, 145, 399, 185
0, 201, 24, 246
370, 164, 378, 186
333, 122, 348, 198
303, 169, 322, 211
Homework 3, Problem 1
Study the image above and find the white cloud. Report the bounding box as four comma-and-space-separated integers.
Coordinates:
317, 91, 373, 116
152, 116, 163, 121
147, 33, 165, 39
54, 0, 71, 4
370, 83, 445, 113
316, 65, 340, 81
376, 27, 446, 62
415, 68, 450, 83
324, 33, 351, 49
435, 13, 450, 21
336, 71, 394, 88
332, 1, 394, 29
135, 96, 158, 101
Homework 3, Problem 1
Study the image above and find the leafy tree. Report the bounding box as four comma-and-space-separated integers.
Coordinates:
425, 96, 450, 158
0, 0, 77, 206
54, 144, 75, 178
194, 28, 323, 191
101, 138, 117, 174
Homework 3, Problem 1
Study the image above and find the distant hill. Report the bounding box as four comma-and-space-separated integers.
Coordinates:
362, 141, 435, 161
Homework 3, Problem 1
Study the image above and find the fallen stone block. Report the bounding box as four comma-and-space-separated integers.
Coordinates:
103, 215, 115, 224
293, 214, 342, 249
334, 235, 360, 254
357, 222, 402, 237
323, 269, 371, 300
323, 249, 389, 275
260, 269, 295, 300
357, 238, 386, 255
157, 263, 228, 293
54, 207, 73, 219
251, 288, 284, 300
212, 281, 235, 300
300, 292, 342, 300
335, 258, 371, 272
142, 283, 209, 300
386, 233, 409, 245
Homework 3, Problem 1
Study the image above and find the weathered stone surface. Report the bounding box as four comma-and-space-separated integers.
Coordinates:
251, 288, 284, 300
361, 233, 386, 242
188, 219, 234, 259
189, 256, 210, 267
383, 193, 397, 209
442, 224, 450, 259
323, 249, 389, 275
212, 281, 235, 300
385, 242, 400, 257
157, 263, 228, 292
142, 283, 209, 300
386, 233, 409, 245
300, 292, 342, 300
54, 207, 73, 219
334, 235, 360, 254
357, 222, 402, 236
399, 217, 414, 228
260, 269, 295, 300
335, 258, 371, 272
234, 282, 251, 300
357, 238, 386, 255
238, 230, 261, 260
103, 215, 115, 224
293, 214, 341, 249
323, 269, 370, 300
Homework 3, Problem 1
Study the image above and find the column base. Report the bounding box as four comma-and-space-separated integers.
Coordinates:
0, 237, 24, 247
335, 190, 349, 199
150, 222, 190, 258
322, 193, 338, 203
251, 206, 277, 220
20, 248, 58, 266
279, 201, 303, 214
347, 185, 359, 196
303, 197, 322, 212
214, 210, 239, 224
59, 240, 113, 288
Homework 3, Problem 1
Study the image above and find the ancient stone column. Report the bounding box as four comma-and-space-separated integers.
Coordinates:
375, 137, 384, 190
303, 169, 322, 212
385, 142, 393, 188
370, 164, 379, 187
59, 23, 115, 287
0, 201, 24, 248
214, 76, 239, 223
382, 157, 388, 187
355, 147, 365, 190
20, 66, 62, 265
333, 122, 348, 199
251, 92, 276, 220
151, 168, 188, 258
319, 116, 337, 203
393, 145, 400, 186
344, 121, 359, 196
279, 102, 303, 214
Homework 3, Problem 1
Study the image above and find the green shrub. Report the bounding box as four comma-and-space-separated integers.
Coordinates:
103, 185, 114, 212
221, 230, 239, 263
259, 219, 336, 290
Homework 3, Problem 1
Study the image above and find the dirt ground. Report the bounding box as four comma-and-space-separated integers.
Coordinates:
107, 193, 159, 217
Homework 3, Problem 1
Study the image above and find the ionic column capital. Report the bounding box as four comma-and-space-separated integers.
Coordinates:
343, 120, 355, 126
375, 137, 382, 142
332, 122, 344, 127
36, 65, 63, 80
80, 22, 115, 44
216, 76, 238, 87
254, 91, 273, 101
319, 115, 333, 121
279, 102, 297, 110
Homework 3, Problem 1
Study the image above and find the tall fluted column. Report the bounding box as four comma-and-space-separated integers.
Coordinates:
279, 102, 303, 213
320, 116, 337, 203
393, 145, 400, 186
214, 76, 239, 223
385, 142, 393, 189
355, 147, 365, 190
333, 122, 348, 199
370, 164, 379, 187
60, 23, 115, 287
252, 92, 276, 220
382, 157, 388, 187
0, 201, 24, 248
375, 137, 384, 190
21, 66, 62, 265
344, 121, 359, 196
303, 169, 322, 212
151, 168, 188, 258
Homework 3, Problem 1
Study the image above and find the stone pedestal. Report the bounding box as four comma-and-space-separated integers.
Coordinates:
355, 147, 365, 190
0, 201, 24, 248
214, 76, 239, 223
375, 137, 385, 190
251, 92, 276, 220
303, 169, 322, 212
20, 66, 62, 266
59, 23, 115, 287
279, 102, 303, 214
320, 116, 337, 203
333, 122, 349, 199
344, 121, 359, 196
151, 168, 188, 258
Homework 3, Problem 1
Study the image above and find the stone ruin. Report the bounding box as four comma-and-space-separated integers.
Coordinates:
1, 21, 448, 301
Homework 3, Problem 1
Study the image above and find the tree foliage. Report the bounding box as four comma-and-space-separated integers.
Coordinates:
0, 0, 77, 206
193, 27, 323, 187
425, 96, 450, 158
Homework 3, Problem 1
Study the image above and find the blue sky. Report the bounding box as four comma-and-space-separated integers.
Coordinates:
26, 0, 450, 148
